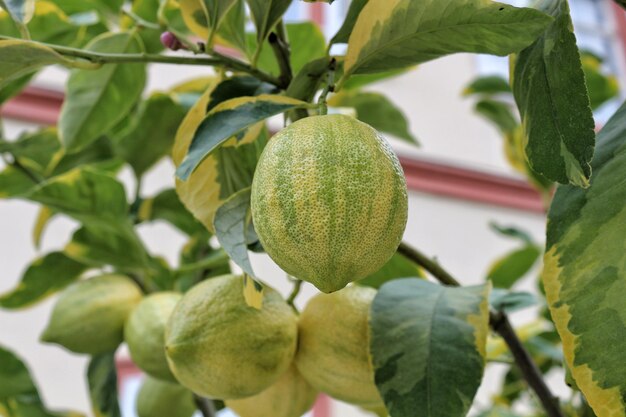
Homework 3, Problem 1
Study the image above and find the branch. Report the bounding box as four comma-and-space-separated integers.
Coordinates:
193, 394, 216, 417
268, 21, 293, 89
397, 241, 565, 417
0, 36, 283, 87
286, 278, 303, 310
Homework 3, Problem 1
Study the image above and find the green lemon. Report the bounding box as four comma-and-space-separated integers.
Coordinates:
125, 292, 181, 382
41, 274, 142, 355
136, 377, 195, 417
251, 114, 408, 293
165, 274, 298, 399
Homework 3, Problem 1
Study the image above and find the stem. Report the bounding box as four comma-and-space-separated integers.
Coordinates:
317, 58, 337, 116
0, 36, 282, 87
193, 394, 216, 417
397, 240, 565, 417
268, 31, 292, 89
286, 279, 303, 310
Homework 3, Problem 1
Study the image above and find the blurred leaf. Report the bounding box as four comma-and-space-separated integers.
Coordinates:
487, 245, 541, 289
358, 252, 423, 289
0, 0, 34, 24
48, 136, 118, 177
114, 93, 186, 177
371, 279, 490, 417
463, 75, 511, 96
512, 0, 594, 187
1, 128, 60, 174
476, 407, 521, 417
245, 0, 291, 54
213, 187, 255, 277
489, 289, 537, 313
32, 205, 54, 248
0, 165, 38, 198
179, 0, 209, 39
138, 188, 206, 236
87, 353, 121, 417
175, 94, 310, 180
330, 0, 367, 45
242, 274, 263, 310
489, 223, 535, 245
0, 72, 34, 105
581, 52, 619, 110
474, 99, 518, 135
342, 68, 410, 91
0, 344, 37, 399
0, 252, 87, 309
59, 32, 146, 152
328, 90, 418, 144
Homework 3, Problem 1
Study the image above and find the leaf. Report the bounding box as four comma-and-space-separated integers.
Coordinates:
213, 187, 254, 277
32, 205, 54, 248
176, 94, 310, 180
328, 90, 418, 144
581, 52, 620, 111
358, 252, 423, 289
245, 0, 291, 51
202, 0, 238, 45
463, 75, 511, 96
59, 32, 146, 152
342, 68, 410, 91
370, 279, 490, 417
47, 136, 118, 177
0, 344, 38, 399
138, 188, 206, 236
214, 0, 246, 54
474, 99, 518, 135
87, 353, 121, 417
0, 72, 34, 105
286, 57, 329, 103
330, 0, 367, 45
173, 82, 269, 233
0, 252, 87, 309
3, 128, 61, 174
542, 100, 626, 417
0, 0, 34, 24
486, 245, 541, 289
489, 289, 537, 313
242, 274, 263, 310
489, 222, 535, 245
344, 0, 552, 76
512, 0, 595, 188
0, 39, 75, 88
113, 93, 186, 177
0, 165, 38, 198
180, 0, 209, 39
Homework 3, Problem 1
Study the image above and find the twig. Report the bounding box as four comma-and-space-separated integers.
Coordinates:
286, 279, 303, 311
397, 241, 565, 417
268, 31, 293, 89
193, 394, 216, 417
317, 58, 337, 116
0, 36, 282, 87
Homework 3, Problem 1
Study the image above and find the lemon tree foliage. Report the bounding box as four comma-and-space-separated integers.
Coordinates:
0, 1, 624, 417
543, 101, 626, 417
370, 279, 490, 417
512, 0, 595, 187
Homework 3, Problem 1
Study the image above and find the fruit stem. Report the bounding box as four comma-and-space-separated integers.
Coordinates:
287, 278, 303, 311
397, 241, 566, 417
193, 394, 216, 417
317, 58, 337, 116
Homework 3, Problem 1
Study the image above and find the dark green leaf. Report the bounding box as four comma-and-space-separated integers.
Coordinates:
0, 165, 38, 198
87, 353, 121, 417
245, 0, 291, 48
370, 279, 490, 417
213, 187, 254, 277
487, 245, 541, 289
463, 75, 511, 96
512, 0, 595, 187
114, 93, 186, 177
0, 252, 87, 309
474, 99, 518, 134
59, 32, 146, 152
489, 289, 537, 313
489, 222, 534, 245
207, 76, 277, 112
175, 95, 310, 180
138, 188, 206, 236
328, 90, 418, 144
330, 0, 367, 45
358, 252, 422, 289
285, 57, 329, 103
0, 344, 37, 399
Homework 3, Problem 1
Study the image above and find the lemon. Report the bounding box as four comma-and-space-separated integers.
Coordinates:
226, 364, 318, 417
136, 377, 195, 417
165, 274, 298, 399
251, 114, 408, 293
295, 285, 383, 406
41, 274, 142, 355
125, 292, 181, 381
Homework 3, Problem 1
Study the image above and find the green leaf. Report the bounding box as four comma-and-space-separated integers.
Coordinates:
463, 75, 511, 96
32, 205, 54, 248
342, 68, 410, 91
370, 279, 490, 417
330, 0, 367, 45
0, 72, 34, 105
176, 94, 310, 180
215, 0, 246, 53
0, 39, 75, 88
358, 252, 422, 289
2, 128, 60, 174
179, 0, 209, 39
0, 165, 38, 198
206, 76, 277, 112
0, 252, 87, 309
474, 99, 518, 135
489, 289, 537, 313
581, 51, 619, 111
0, 0, 34, 23
87, 353, 121, 417
286, 57, 329, 103
138, 188, 206, 236
344, 0, 552, 76
0, 345, 37, 399
114, 93, 186, 177
47, 136, 118, 177
328, 90, 418, 144
202, 0, 237, 44
512, 0, 595, 187
213, 187, 254, 277
245, 0, 291, 51
542, 99, 626, 417
487, 245, 541, 289
59, 32, 146, 152
489, 222, 535, 245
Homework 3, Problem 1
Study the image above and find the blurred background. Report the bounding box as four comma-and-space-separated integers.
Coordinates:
1, 0, 625, 416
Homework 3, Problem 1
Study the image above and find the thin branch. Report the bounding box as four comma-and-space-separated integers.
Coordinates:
397, 241, 565, 417
193, 394, 216, 417
268, 31, 293, 89
317, 58, 337, 116
286, 278, 303, 311
0, 36, 282, 87
174, 250, 229, 276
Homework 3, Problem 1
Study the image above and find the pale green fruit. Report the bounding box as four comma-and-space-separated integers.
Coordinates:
136, 377, 195, 417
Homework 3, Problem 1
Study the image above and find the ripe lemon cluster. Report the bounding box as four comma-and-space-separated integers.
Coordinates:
41, 274, 384, 417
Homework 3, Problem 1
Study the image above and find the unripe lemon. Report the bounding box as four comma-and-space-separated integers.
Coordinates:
136, 377, 195, 417
165, 275, 298, 399
251, 114, 408, 293
41, 274, 142, 355
125, 292, 181, 382
295, 285, 383, 406
225, 364, 318, 417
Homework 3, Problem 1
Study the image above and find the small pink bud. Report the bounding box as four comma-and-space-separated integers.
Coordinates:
160, 31, 184, 51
